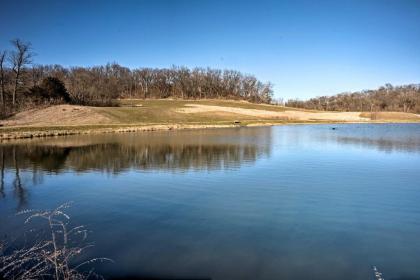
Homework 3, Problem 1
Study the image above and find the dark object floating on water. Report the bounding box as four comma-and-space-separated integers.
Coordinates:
373, 266, 385, 280
331, 127, 337, 130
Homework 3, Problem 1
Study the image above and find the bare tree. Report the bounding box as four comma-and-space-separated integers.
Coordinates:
9, 39, 33, 106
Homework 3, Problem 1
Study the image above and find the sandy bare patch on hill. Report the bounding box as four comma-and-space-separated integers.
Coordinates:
0, 105, 113, 126
177, 104, 368, 121
284, 111, 367, 121
177, 104, 283, 117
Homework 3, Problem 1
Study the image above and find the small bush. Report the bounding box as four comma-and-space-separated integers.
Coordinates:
29, 77, 70, 104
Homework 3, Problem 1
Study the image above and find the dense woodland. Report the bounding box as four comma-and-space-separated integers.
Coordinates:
0, 39, 273, 118
1, 39, 419, 119
286, 84, 420, 113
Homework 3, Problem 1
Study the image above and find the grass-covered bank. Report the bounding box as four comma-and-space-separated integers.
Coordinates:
1, 99, 419, 141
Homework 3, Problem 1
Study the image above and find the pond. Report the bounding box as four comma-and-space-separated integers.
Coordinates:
1, 124, 420, 280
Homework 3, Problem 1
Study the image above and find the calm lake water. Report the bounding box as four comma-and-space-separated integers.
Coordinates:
1, 124, 420, 280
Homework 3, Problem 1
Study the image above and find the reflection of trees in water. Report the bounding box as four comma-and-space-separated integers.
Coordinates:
0, 142, 268, 174
334, 136, 420, 153
0, 131, 271, 205
67, 143, 265, 173
313, 126, 420, 153
1, 151, 5, 198
27, 147, 72, 173
0, 147, 30, 210
0, 146, 71, 174
13, 147, 27, 210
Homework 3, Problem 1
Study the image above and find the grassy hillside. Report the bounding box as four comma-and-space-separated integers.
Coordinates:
95, 99, 294, 124
1, 99, 419, 140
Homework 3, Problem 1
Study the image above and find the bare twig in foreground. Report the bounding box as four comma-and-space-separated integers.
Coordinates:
0, 202, 112, 279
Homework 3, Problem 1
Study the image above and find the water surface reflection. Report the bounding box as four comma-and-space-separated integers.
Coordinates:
0, 128, 272, 208
0, 127, 273, 174
315, 123, 420, 153
0, 124, 419, 280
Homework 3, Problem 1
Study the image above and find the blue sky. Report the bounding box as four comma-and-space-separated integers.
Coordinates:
1, 0, 419, 100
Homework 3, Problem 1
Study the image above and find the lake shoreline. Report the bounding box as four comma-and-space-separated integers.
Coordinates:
2, 100, 419, 141
1, 120, 419, 141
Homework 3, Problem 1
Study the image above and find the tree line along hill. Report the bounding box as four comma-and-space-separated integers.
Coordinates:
1, 39, 419, 119
286, 84, 420, 113
0, 39, 273, 118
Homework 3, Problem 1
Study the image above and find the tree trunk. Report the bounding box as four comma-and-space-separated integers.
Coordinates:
13, 70, 20, 106
0, 67, 4, 107
0, 78, 4, 106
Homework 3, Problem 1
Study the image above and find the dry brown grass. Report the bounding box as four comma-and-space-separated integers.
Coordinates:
1, 99, 419, 140
1, 105, 113, 127
3, 100, 418, 128
0, 203, 111, 279
177, 104, 369, 121
0, 100, 302, 128
360, 112, 420, 121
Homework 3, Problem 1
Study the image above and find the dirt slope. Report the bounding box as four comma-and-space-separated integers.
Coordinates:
1, 105, 113, 126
